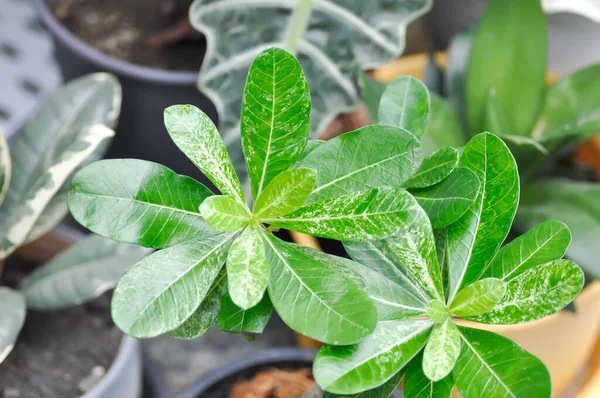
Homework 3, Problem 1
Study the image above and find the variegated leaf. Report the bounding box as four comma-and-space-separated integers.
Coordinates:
402, 147, 459, 189
19, 234, 151, 310
0, 129, 11, 206
378, 76, 430, 138
164, 104, 245, 205
254, 168, 316, 218
218, 285, 272, 337
297, 125, 422, 202
241, 47, 311, 198
404, 354, 453, 398
226, 227, 269, 309
0, 288, 25, 364
313, 320, 432, 394
199, 195, 250, 232
423, 320, 461, 382
266, 187, 420, 242
322, 370, 404, 398
111, 234, 235, 338
450, 279, 507, 317
69, 159, 215, 249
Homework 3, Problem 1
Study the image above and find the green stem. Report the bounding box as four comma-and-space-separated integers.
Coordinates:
284, 0, 313, 53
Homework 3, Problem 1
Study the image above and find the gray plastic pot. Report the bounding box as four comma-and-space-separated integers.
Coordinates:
178, 348, 402, 398
33, 0, 217, 181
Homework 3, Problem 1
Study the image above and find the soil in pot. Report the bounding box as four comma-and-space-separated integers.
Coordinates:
48, 0, 205, 71
0, 257, 122, 398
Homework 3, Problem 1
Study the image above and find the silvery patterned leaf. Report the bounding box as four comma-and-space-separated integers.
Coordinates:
0, 129, 11, 207
422, 320, 461, 382
19, 234, 151, 310
200, 196, 251, 232
189, 0, 432, 175
0, 288, 25, 365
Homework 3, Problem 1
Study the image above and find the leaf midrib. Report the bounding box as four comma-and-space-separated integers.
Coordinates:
74, 192, 203, 217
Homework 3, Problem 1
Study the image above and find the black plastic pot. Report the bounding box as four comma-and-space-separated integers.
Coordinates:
33, 0, 217, 181
178, 348, 402, 398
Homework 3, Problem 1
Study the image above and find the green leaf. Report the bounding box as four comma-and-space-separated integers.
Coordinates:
445, 29, 473, 129
0, 288, 26, 364
446, 133, 519, 302
313, 320, 432, 394
111, 234, 234, 338
454, 326, 550, 397
410, 167, 480, 229
533, 64, 600, 143
435, 229, 449, 296
343, 240, 431, 304
404, 354, 453, 398
69, 159, 215, 249
498, 134, 548, 176
267, 187, 421, 242
517, 179, 600, 277
449, 279, 507, 317
0, 129, 11, 207
423, 320, 461, 381
484, 87, 514, 136
168, 273, 225, 339
241, 47, 311, 198
297, 125, 422, 202
296, 140, 325, 164
466, 0, 546, 136
226, 227, 269, 309
19, 235, 151, 310
199, 196, 250, 232
322, 370, 404, 398
218, 285, 272, 336
426, 300, 449, 324
486, 220, 571, 281
164, 104, 245, 205
421, 94, 466, 156
403, 147, 459, 189
378, 76, 430, 138
254, 168, 316, 218
359, 72, 387, 122
190, 0, 431, 166
262, 233, 376, 345
470, 260, 584, 325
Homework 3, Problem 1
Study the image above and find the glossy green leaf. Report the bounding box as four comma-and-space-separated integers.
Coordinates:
426, 300, 449, 324
168, 273, 225, 339
69, 159, 215, 249
450, 279, 507, 317
190, 0, 431, 162
297, 125, 422, 202
421, 94, 466, 156
454, 326, 550, 397
226, 227, 269, 309
466, 0, 546, 136
470, 260, 584, 325
0, 129, 11, 207
296, 140, 325, 164
111, 234, 234, 338
533, 64, 600, 143
218, 285, 272, 336
486, 220, 571, 281
263, 233, 376, 345
410, 167, 480, 229
254, 168, 316, 218
241, 47, 311, 198
344, 240, 430, 304
322, 370, 404, 398
0, 288, 26, 364
378, 76, 430, 138
423, 320, 461, 381
403, 147, 459, 189
446, 133, 519, 302
404, 354, 453, 398
0, 124, 114, 258
434, 228, 448, 296
267, 187, 420, 242
164, 104, 245, 204
359, 72, 387, 122
19, 235, 151, 310
484, 87, 513, 136
199, 195, 250, 232
517, 179, 600, 277
314, 320, 432, 394
445, 29, 473, 129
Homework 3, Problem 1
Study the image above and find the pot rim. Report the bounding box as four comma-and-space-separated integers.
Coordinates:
33, 0, 198, 86
178, 348, 317, 398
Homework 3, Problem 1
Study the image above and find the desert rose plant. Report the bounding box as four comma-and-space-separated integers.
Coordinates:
67, 47, 477, 347
313, 132, 584, 398
0, 74, 149, 364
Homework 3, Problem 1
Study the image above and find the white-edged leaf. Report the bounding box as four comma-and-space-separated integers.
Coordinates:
0, 288, 26, 364
423, 320, 461, 382
19, 234, 151, 310
378, 75, 430, 138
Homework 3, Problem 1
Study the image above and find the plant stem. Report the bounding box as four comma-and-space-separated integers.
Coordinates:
284, 0, 313, 53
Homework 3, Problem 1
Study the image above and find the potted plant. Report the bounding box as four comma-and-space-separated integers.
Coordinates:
361, 0, 600, 393
66, 47, 482, 397
0, 73, 151, 397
